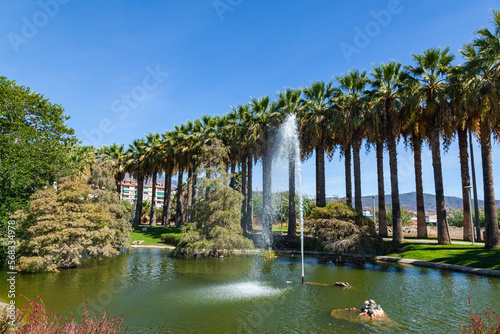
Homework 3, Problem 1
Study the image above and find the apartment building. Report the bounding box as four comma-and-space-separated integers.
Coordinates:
120, 179, 174, 207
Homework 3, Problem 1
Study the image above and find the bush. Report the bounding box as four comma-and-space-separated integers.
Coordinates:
305, 201, 386, 254
160, 233, 181, 246
447, 208, 488, 228
384, 206, 413, 226
0, 295, 127, 333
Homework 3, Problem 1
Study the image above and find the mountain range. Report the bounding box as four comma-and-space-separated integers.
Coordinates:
354, 192, 500, 213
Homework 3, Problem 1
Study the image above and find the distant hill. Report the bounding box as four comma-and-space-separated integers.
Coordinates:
325, 192, 500, 213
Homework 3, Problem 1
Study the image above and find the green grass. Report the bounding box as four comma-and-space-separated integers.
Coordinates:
130, 226, 181, 246
388, 242, 500, 270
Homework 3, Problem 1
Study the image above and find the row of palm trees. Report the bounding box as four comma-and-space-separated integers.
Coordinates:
95, 10, 500, 248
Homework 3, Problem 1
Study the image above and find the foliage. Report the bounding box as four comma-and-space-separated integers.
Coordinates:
252, 192, 316, 224
447, 208, 500, 228
460, 306, 500, 333
0, 295, 127, 333
384, 206, 414, 226
0, 76, 76, 264
14, 161, 131, 272
388, 243, 500, 270
305, 201, 386, 254
160, 233, 181, 246
173, 141, 253, 258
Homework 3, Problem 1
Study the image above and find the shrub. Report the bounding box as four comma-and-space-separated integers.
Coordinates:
305, 201, 386, 254
160, 233, 181, 246
384, 206, 413, 226
0, 295, 127, 333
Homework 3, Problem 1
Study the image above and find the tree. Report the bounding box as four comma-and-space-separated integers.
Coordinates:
15, 159, 131, 272
406, 47, 455, 245
145, 133, 162, 226
126, 139, 147, 227
464, 10, 500, 248
335, 70, 368, 212
173, 140, 253, 258
368, 61, 409, 244
100, 143, 127, 196
0, 76, 76, 264
301, 81, 335, 208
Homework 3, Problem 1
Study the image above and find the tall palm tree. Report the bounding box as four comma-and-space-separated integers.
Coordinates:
145, 133, 162, 226
368, 61, 409, 244
250, 96, 280, 243
335, 70, 369, 212
400, 81, 428, 239
101, 143, 127, 196
159, 130, 176, 226
463, 11, 500, 248
276, 88, 304, 237
126, 139, 147, 227
447, 66, 473, 241
301, 81, 335, 208
406, 47, 455, 245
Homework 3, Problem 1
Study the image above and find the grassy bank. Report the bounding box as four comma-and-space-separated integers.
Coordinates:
130, 226, 181, 246
388, 242, 500, 270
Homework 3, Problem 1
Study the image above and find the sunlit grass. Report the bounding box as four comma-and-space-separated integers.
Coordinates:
130, 226, 181, 245
388, 242, 500, 270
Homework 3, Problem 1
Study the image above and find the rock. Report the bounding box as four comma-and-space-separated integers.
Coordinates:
334, 281, 351, 288
358, 299, 387, 320
331, 299, 390, 323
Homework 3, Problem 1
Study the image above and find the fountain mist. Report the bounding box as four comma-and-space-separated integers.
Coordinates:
273, 114, 305, 283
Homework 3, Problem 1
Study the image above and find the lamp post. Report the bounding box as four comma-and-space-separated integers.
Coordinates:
465, 186, 475, 245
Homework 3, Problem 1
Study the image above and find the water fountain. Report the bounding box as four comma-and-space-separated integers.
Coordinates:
272, 114, 305, 283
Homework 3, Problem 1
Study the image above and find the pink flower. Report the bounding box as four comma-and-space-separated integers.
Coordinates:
63, 325, 66, 329
467, 297, 471, 304
37, 295, 41, 299
19, 294, 23, 297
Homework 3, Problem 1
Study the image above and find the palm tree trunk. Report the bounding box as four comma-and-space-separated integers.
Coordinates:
241, 157, 247, 233
387, 136, 403, 244
162, 172, 172, 226
262, 142, 273, 245
133, 176, 144, 227
413, 137, 427, 239
458, 129, 472, 241
186, 168, 192, 222
315, 145, 326, 207
376, 141, 387, 237
116, 172, 123, 197
175, 168, 184, 228
288, 150, 297, 237
191, 170, 197, 206
480, 121, 500, 248
352, 137, 362, 211
345, 145, 352, 207
246, 157, 253, 233
429, 126, 451, 245
229, 162, 236, 189
150, 172, 157, 226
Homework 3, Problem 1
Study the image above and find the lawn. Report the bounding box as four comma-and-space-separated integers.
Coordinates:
388, 242, 500, 270
130, 226, 181, 246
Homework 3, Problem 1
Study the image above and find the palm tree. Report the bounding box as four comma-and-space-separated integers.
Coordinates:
126, 138, 147, 227
447, 66, 473, 241
159, 130, 176, 226
400, 81, 428, 239
406, 47, 455, 245
250, 96, 280, 242
368, 61, 411, 244
145, 133, 162, 226
276, 88, 303, 237
101, 143, 127, 196
301, 81, 335, 208
335, 70, 369, 212
463, 11, 500, 248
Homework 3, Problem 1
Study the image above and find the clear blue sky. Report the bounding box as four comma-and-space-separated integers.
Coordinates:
1, 1, 499, 200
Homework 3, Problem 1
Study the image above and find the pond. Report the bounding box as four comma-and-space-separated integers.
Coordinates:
1, 248, 499, 333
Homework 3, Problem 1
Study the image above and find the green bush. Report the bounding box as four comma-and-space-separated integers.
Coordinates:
160, 233, 181, 246
384, 206, 413, 226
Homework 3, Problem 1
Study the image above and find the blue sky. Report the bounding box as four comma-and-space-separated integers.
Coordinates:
1, 0, 500, 200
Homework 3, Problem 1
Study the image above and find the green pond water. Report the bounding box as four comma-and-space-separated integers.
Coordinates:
2, 248, 499, 333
